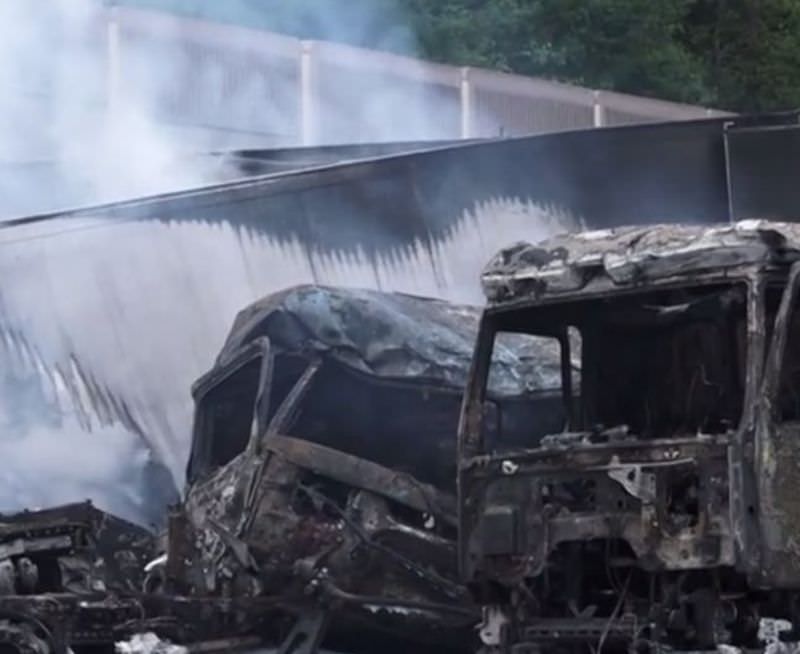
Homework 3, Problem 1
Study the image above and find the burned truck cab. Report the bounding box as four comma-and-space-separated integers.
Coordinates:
163, 285, 565, 653
458, 222, 800, 653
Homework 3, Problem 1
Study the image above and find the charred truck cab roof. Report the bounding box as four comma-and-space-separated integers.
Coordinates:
459, 221, 800, 653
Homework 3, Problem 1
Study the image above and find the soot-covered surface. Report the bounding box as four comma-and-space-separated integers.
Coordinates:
219, 284, 562, 394
190, 284, 565, 490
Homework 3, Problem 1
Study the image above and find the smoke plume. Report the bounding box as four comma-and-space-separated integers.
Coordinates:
0, 0, 568, 527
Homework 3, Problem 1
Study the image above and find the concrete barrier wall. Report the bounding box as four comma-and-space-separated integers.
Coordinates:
14, 4, 730, 156
3, 4, 733, 219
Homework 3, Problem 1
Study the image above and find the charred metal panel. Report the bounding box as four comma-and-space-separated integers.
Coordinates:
481, 221, 800, 303
0, 141, 472, 220
757, 422, 800, 586
726, 120, 800, 221
464, 438, 733, 580
9, 112, 782, 235
0, 501, 154, 594
217, 139, 477, 177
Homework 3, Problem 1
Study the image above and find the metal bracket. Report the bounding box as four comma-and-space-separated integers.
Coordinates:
607, 457, 656, 504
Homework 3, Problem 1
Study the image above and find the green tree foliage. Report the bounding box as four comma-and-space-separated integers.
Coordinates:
119, 0, 800, 112
687, 0, 800, 111
403, 0, 800, 112
406, 0, 708, 104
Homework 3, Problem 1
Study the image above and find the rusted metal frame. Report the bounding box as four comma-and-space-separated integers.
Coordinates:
457, 314, 498, 579
761, 261, 800, 416
263, 433, 456, 525
464, 433, 728, 470
241, 360, 322, 533
250, 340, 274, 450
557, 327, 573, 430
294, 482, 465, 600
188, 337, 271, 480
262, 359, 321, 440
457, 313, 496, 463
729, 274, 765, 571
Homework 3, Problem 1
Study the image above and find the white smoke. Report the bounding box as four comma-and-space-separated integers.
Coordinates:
0, 0, 199, 525
0, 0, 467, 218
0, 0, 232, 218
0, 417, 153, 524
0, 0, 559, 527
0, 356, 173, 527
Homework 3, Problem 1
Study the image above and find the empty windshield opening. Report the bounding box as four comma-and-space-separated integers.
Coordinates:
489, 283, 747, 442
589, 290, 746, 437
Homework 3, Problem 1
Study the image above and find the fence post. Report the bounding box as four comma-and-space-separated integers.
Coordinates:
593, 90, 606, 127
460, 67, 474, 139
300, 40, 316, 146
106, 5, 121, 112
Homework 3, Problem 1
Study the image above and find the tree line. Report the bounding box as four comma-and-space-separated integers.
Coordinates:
131, 0, 800, 112
401, 0, 800, 112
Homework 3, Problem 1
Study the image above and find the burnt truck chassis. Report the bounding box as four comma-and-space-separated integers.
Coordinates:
0, 488, 465, 654
163, 287, 513, 654
0, 501, 291, 654
458, 223, 800, 654
151, 285, 563, 654
3, 287, 548, 654
24, 223, 800, 654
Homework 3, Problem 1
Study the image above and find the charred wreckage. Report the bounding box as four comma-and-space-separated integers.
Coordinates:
460, 221, 800, 654
0, 284, 560, 654
8, 221, 800, 654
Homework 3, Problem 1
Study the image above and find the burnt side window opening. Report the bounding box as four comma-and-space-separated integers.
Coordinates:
197, 357, 261, 471
483, 331, 573, 452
